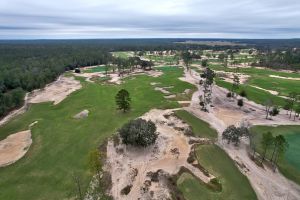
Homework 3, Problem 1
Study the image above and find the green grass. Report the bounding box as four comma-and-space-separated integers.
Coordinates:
174, 110, 217, 139
112, 51, 132, 58
215, 79, 286, 106
83, 66, 107, 73
250, 125, 300, 185
210, 64, 300, 98
178, 145, 257, 200
0, 67, 192, 199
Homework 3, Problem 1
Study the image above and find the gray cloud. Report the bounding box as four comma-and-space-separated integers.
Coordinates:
0, 0, 300, 39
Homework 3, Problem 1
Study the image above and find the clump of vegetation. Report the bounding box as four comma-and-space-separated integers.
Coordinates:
119, 118, 157, 147
239, 90, 247, 97
226, 92, 233, 98
208, 178, 222, 192
115, 89, 131, 112
237, 99, 244, 108
74, 68, 81, 73
222, 125, 249, 146
120, 185, 132, 195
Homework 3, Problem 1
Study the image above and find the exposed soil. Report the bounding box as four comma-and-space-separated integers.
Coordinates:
28, 76, 82, 105
105, 109, 214, 200
0, 130, 32, 167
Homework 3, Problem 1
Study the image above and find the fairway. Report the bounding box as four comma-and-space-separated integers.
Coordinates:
178, 144, 257, 200
83, 66, 107, 73
0, 67, 195, 199
251, 125, 300, 185
175, 110, 218, 139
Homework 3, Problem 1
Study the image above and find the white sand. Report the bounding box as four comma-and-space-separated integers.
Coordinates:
29, 76, 82, 105
0, 130, 32, 167
106, 109, 214, 200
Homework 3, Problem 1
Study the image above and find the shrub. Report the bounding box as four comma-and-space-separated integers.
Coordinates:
74, 68, 81, 73
237, 99, 244, 108
119, 118, 157, 147
239, 90, 247, 97
226, 92, 232, 98
270, 106, 280, 116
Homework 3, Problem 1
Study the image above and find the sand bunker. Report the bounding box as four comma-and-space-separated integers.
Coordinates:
73, 109, 89, 119
269, 75, 300, 81
0, 130, 32, 167
29, 76, 82, 105
154, 87, 170, 95
216, 71, 250, 84
106, 109, 213, 200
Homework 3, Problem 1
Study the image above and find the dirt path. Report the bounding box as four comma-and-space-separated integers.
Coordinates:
182, 68, 300, 200
106, 109, 213, 200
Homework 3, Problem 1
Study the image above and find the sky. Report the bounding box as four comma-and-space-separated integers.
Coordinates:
0, 0, 300, 39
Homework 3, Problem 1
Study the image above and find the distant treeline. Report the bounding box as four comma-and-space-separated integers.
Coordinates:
255, 49, 300, 71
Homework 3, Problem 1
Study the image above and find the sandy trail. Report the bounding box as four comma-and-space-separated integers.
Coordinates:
106, 109, 213, 200
0, 130, 32, 167
182, 68, 300, 200
269, 75, 300, 81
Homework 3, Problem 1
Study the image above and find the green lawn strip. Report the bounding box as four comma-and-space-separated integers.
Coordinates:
250, 125, 300, 185
0, 71, 186, 199
215, 79, 286, 107
178, 144, 257, 200
83, 66, 107, 73
247, 76, 300, 97
112, 51, 132, 58
174, 110, 217, 139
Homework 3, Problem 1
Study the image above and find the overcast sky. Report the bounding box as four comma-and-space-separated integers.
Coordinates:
1, 0, 300, 39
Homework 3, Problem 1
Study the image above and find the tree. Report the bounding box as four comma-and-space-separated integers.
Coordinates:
119, 118, 157, 147
199, 68, 215, 112
181, 51, 192, 70
231, 74, 240, 97
201, 59, 208, 68
260, 132, 274, 163
115, 89, 131, 112
237, 99, 244, 108
222, 125, 249, 146
271, 135, 288, 170
88, 149, 102, 189
264, 98, 273, 119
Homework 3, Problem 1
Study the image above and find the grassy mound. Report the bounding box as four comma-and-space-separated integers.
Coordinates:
174, 110, 217, 139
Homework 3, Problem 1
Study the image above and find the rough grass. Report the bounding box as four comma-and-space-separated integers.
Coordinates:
250, 125, 300, 185
178, 144, 257, 200
174, 110, 217, 139
0, 67, 192, 199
